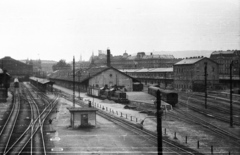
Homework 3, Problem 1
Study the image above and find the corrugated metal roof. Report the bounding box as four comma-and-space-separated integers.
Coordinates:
149, 68, 173, 72
120, 68, 173, 73
174, 58, 203, 65
135, 68, 155, 72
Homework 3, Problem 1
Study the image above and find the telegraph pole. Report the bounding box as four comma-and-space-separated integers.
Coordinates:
156, 90, 162, 154
78, 71, 80, 99
230, 61, 233, 127
73, 56, 75, 108
204, 62, 208, 109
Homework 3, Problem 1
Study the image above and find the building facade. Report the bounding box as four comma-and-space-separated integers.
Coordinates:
173, 57, 219, 92
210, 50, 240, 76
89, 68, 133, 91
210, 50, 240, 88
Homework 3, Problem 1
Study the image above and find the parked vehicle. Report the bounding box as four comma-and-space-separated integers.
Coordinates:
148, 86, 178, 106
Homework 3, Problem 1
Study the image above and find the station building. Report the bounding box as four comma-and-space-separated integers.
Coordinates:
0, 56, 33, 81
173, 57, 219, 92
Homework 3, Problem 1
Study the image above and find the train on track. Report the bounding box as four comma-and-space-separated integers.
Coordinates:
148, 86, 178, 106
87, 86, 129, 104
14, 78, 19, 88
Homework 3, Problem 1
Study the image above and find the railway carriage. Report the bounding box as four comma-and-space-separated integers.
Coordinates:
14, 78, 19, 88
148, 86, 178, 106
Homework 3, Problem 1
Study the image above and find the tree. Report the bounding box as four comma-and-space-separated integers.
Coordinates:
52, 59, 71, 71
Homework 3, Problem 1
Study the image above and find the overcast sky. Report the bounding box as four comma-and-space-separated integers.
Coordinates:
0, 0, 239, 62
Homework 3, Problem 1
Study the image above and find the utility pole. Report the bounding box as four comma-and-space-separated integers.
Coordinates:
164, 72, 167, 89
156, 90, 162, 154
230, 61, 233, 127
239, 63, 240, 94
204, 62, 208, 109
73, 56, 75, 108
78, 71, 80, 99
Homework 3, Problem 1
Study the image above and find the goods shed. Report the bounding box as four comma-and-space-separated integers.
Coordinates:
29, 77, 55, 92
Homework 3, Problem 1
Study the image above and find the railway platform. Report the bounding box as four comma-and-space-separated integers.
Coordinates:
47, 85, 240, 154
45, 91, 158, 154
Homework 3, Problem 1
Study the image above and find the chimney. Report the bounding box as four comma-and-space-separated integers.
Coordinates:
107, 48, 111, 67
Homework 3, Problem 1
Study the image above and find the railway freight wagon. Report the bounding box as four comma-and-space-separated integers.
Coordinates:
148, 86, 178, 106
87, 87, 129, 104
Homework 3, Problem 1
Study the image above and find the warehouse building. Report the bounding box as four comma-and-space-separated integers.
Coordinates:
0, 56, 33, 81
173, 57, 219, 92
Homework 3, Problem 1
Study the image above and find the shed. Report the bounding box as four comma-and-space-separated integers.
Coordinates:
67, 107, 98, 128
29, 77, 55, 92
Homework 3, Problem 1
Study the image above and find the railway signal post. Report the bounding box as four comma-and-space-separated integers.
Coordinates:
156, 90, 162, 154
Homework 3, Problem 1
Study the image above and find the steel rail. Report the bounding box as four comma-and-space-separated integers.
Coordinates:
0, 88, 21, 154
17, 84, 56, 155
4, 86, 59, 155
178, 97, 240, 125
19, 87, 41, 154
171, 109, 240, 146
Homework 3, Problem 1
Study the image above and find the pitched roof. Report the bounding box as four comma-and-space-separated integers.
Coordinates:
48, 66, 140, 83
0, 56, 31, 67
174, 58, 204, 65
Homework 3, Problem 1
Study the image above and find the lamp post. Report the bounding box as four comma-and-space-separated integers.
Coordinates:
204, 62, 208, 109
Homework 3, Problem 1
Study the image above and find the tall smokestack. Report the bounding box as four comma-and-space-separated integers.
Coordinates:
107, 48, 111, 67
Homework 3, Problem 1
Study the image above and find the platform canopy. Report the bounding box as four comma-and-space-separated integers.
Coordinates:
29, 77, 55, 85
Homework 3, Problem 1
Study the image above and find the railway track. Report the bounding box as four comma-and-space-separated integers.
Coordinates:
180, 92, 240, 111
0, 83, 59, 154
0, 88, 21, 153
179, 95, 240, 126
169, 108, 240, 147
59, 91, 202, 155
